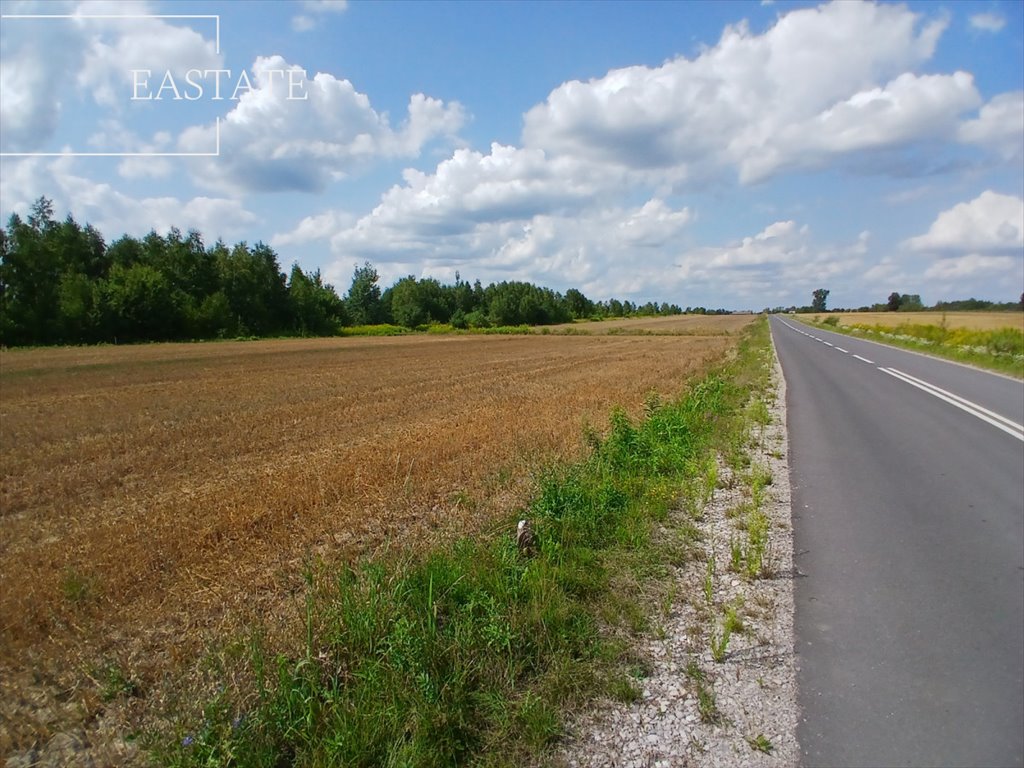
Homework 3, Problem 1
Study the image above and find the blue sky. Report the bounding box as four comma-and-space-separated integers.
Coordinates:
1, 0, 1021, 310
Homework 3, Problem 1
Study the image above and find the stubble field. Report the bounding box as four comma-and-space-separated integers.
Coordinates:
0, 316, 751, 754
806, 311, 1023, 330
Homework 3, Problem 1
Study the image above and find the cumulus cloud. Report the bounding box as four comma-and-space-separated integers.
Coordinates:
922, 253, 1023, 300
311, 143, 608, 256
272, 209, 356, 248
76, 13, 222, 107
522, 1, 959, 184
180, 56, 465, 193
310, 196, 694, 299
0, 0, 222, 151
905, 191, 1024, 253
958, 91, 1024, 161
969, 13, 1005, 32
292, 0, 348, 32
668, 221, 868, 306
0, 156, 257, 240
924, 253, 1017, 280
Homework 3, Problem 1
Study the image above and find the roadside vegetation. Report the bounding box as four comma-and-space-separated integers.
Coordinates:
149, 319, 775, 767
802, 313, 1024, 378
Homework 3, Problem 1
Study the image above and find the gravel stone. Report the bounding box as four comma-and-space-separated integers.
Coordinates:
558, 338, 799, 767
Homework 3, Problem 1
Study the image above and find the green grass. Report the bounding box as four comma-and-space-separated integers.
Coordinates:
801, 317, 1024, 378
156, 317, 774, 767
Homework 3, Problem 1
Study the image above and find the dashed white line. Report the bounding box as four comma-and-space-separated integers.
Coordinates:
853, 354, 874, 364
822, 341, 834, 347
835, 347, 849, 354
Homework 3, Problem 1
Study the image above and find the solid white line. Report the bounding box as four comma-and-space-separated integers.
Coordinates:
836, 347, 849, 353
879, 368, 1024, 442
888, 369, 1023, 433
853, 354, 874, 364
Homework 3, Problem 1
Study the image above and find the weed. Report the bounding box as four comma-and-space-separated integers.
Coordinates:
686, 660, 721, 724
744, 510, 771, 579
749, 733, 774, 753
60, 567, 96, 605
661, 582, 678, 618
97, 663, 140, 702
703, 551, 715, 605
723, 605, 745, 635
728, 536, 743, 573
710, 619, 731, 663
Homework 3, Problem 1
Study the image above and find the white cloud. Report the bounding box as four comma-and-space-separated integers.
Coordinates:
179, 56, 465, 193
76, 13, 222, 107
292, 0, 348, 32
924, 253, 1017, 280
922, 253, 1023, 300
905, 191, 1024, 253
969, 13, 1006, 32
312, 196, 694, 300
0, 156, 257, 240
0, 1, 222, 151
323, 143, 603, 250
671, 221, 867, 306
522, 1, 957, 185
958, 91, 1024, 161
272, 209, 355, 248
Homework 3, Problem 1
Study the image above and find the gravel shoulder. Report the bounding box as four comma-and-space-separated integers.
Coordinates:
558, 335, 799, 767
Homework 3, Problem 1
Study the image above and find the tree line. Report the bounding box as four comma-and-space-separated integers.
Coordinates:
766, 288, 1023, 315
0, 198, 696, 347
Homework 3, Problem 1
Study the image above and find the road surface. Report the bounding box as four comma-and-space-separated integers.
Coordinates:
770, 315, 1024, 767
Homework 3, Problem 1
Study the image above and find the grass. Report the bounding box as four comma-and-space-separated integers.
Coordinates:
685, 660, 721, 725
800, 313, 1024, 378
148, 318, 773, 766
710, 620, 732, 663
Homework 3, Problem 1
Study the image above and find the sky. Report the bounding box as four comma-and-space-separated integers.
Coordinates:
0, 0, 1022, 311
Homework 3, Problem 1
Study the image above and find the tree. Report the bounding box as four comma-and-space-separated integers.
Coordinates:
346, 262, 383, 325
564, 288, 594, 319
898, 293, 923, 311
811, 288, 830, 312
887, 292, 901, 312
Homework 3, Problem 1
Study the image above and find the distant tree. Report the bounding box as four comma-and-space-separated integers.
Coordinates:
564, 288, 594, 319
811, 288, 830, 312
887, 292, 902, 312
289, 263, 346, 335
898, 293, 923, 311
345, 262, 384, 325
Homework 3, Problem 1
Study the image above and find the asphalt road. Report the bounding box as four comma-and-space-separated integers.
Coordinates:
770, 316, 1024, 768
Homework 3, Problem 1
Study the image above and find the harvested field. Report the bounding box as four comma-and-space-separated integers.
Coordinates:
548, 313, 754, 335
807, 311, 1023, 331
0, 320, 750, 755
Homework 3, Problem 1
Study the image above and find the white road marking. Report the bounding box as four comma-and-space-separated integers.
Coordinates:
835, 347, 849, 353
853, 354, 874, 364
879, 367, 1024, 442
822, 341, 834, 347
